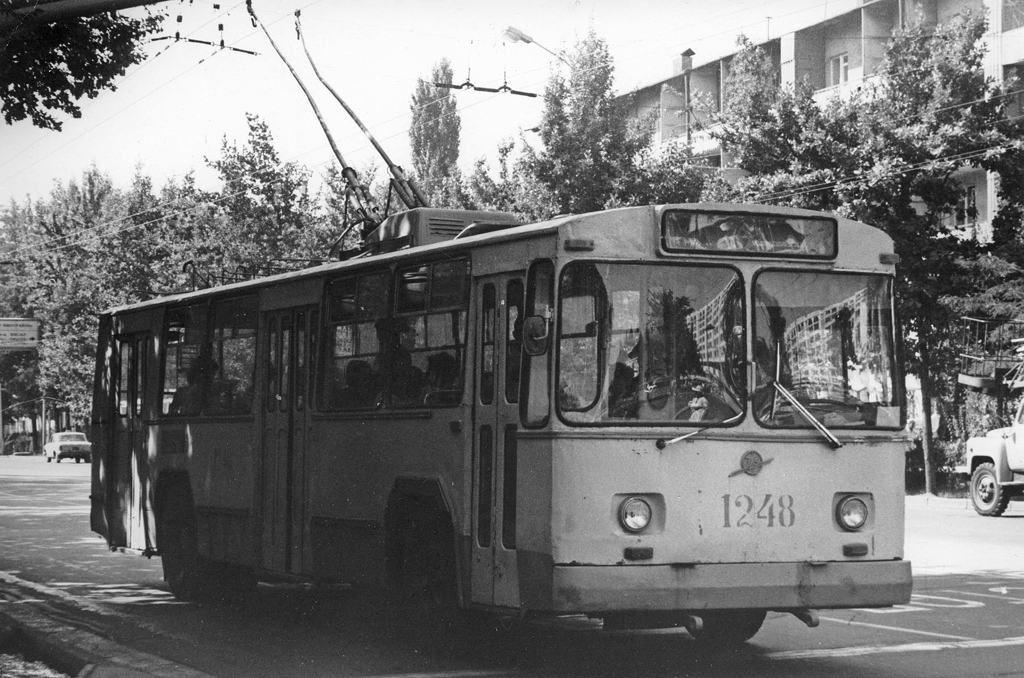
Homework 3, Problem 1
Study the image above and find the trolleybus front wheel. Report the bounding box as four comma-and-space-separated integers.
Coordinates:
687, 609, 766, 644
970, 462, 1011, 516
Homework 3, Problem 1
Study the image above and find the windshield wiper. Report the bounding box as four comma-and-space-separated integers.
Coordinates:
656, 413, 743, 449
772, 381, 843, 449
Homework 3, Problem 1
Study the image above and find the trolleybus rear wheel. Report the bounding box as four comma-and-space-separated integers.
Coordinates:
688, 610, 766, 644
160, 516, 204, 601
970, 462, 1010, 516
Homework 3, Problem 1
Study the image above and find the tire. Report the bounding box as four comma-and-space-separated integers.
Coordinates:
688, 610, 766, 644
160, 514, 204, 601
389, 502, 459, 626
970, 462, 1010, 517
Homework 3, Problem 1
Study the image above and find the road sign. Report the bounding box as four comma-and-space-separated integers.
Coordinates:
0, 318, 41, 351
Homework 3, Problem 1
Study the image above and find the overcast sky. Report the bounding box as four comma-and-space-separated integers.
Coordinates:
0, 0, 839, 205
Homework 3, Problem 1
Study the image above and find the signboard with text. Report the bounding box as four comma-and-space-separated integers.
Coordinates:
0, 318, 41, 351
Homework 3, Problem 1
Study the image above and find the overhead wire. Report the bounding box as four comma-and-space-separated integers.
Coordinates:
6, 0, 1023, 258
0, 0, 249, 181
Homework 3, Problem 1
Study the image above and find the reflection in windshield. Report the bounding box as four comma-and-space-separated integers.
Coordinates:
753, 272, 901, 429
557, 263, 745, 425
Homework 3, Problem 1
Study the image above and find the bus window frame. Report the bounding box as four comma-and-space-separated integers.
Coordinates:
160, 302, 210, 418
553, 259, 747, 428
320, 269, 390, 413
751, 267, 904, 431
520, 259, 555, 429
390, 257, 471, 409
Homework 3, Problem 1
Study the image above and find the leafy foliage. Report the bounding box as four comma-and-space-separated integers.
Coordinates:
409, 59, 462, 207
0, 114, 336, 430
1, 10, 163, 130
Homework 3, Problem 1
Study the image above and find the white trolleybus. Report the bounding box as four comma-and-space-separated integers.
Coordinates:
90, 203, 912, 643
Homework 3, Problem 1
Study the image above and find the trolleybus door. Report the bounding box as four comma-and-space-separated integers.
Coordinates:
260, 308, 316, 575
471, 275, 524, 608
113, 333, 149, 552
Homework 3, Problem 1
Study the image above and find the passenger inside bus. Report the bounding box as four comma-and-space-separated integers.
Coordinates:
170, 353, 217, 415
423, 351, 459, 405
337, 359, 381, 408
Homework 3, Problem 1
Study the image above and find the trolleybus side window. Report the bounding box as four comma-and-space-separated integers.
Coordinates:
266, 316, 279, 413
480, 284, 496, 405
162, 304, 210, 416
520, 260, 554, 428
118, 341, 131, 417
392, 258, 470, 408
322, 272, 387, 410
505, 279, 524, 404
206, 295, 257, 416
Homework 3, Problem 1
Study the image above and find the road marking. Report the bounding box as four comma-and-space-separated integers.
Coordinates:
819, 616, 975, 640
939, 589, 1024, 604
768, 635, 1024, 660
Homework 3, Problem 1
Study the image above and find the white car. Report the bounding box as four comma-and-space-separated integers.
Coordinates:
44, 432, 92, 463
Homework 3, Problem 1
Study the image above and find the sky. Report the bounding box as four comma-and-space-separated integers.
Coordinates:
0, 0, 838, 205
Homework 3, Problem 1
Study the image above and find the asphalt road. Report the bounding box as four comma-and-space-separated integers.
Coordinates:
1, 455, 1023, 678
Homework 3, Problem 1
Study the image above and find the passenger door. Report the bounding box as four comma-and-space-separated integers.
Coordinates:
471, 275, 524, 608
260, 307, 317, 574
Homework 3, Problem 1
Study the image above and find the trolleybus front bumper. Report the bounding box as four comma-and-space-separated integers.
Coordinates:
524, 559, 913, 613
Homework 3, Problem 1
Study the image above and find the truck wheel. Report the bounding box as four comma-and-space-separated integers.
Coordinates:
970, 462, 1010, 517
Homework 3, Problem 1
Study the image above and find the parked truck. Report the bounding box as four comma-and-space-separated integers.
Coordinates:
959, 317, 1024, 516
965, 406, 1024, 516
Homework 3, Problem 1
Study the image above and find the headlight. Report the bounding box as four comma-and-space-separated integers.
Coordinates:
619, 497, 652, 533
836, 496, 869, 531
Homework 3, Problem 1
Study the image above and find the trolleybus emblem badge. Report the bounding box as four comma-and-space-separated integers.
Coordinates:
729, 450, 773, 477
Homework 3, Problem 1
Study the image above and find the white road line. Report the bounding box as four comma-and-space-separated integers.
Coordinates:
768, 635, 1024, 660
939, 589, 1024, 603
819, 616, 975, 640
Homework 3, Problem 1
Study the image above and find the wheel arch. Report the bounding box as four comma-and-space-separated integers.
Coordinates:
153, 470, 196, 552
383, 475, 462, 597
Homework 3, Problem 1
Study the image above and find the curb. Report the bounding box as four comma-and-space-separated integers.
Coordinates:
905, 493, 971, 510
0, 588, 215, 678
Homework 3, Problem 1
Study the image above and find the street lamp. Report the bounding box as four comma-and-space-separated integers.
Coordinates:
503, 25, 569, 65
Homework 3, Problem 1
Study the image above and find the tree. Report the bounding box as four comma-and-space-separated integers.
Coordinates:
206, 114, 326, 274
409, 59, 462, 207
1, 10, 163, 130
522, 28, 653, 216
710, 12, 1024, 494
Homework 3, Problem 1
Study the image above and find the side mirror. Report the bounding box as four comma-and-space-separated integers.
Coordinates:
522, 315, 550, 356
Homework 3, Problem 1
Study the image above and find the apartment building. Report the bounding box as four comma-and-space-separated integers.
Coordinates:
622, 0, 1024, 240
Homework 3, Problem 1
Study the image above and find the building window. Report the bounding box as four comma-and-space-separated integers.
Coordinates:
828, 54, 849, 87
955, 186, 977, 227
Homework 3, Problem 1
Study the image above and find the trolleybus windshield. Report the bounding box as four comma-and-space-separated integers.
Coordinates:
753, 271, 902, 429
557, 262, 745, 425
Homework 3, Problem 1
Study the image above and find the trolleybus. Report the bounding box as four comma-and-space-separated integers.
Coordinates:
90, 203, 912, 642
